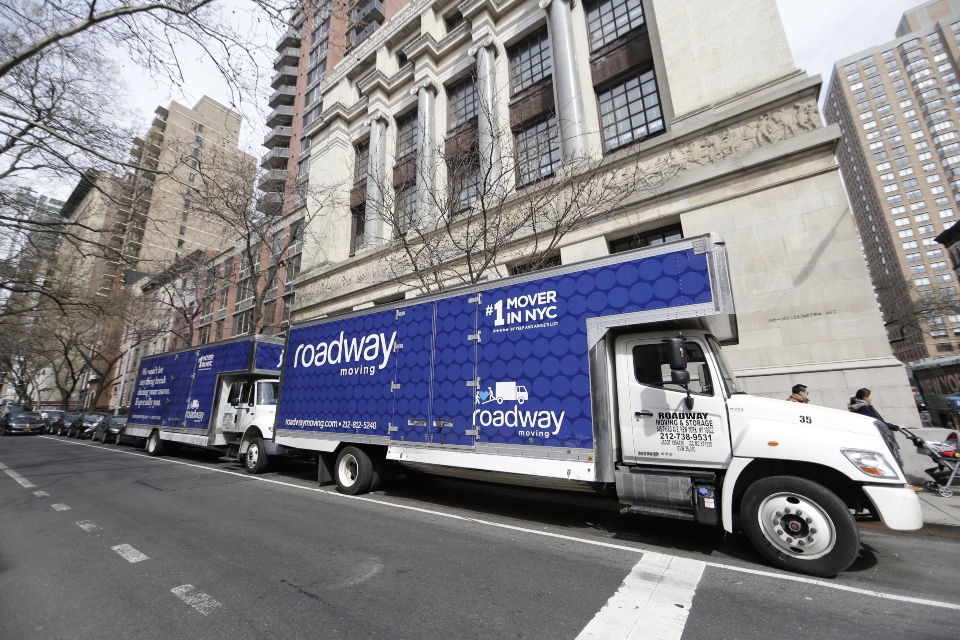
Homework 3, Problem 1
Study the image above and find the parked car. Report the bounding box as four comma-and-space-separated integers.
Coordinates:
0, 411, 46, 435
93, 416, 126, 443
58, 413, 79, 436
67, 413, 108, 439
41, 410, 65, 435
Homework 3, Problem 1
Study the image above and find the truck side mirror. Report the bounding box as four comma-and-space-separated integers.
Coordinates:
671, 370, 690, 386
663, 338, 688, 371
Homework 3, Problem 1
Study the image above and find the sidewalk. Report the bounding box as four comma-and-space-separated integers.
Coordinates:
916, 490, 960, 528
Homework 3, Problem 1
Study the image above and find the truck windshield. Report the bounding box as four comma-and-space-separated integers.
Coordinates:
257, 381, 279, 405
706, 335, 741, 396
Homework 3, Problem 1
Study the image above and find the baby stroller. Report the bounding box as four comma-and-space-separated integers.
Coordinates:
900, 428, 960, 498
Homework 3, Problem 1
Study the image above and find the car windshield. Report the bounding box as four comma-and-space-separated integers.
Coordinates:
24, 412, 42, 418
110, 417, 126, 425
83, 413, 105, 422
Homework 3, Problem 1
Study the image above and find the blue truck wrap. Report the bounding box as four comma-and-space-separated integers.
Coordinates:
275, 234, 734, 464
126, 335, 283, 442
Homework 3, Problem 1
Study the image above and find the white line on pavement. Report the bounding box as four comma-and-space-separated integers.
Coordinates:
50, 503, 70, 511
32, 490, 49, 497
39, 435, 960, 611
576, 552, 705, 640
111, 544, 149, 563
171, 585, 222, 615
0, 461, 36, 488
76, 520, 99, 532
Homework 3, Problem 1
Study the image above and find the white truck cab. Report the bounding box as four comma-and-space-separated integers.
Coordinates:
612, 329, 921, 576
220, 378, 280, 473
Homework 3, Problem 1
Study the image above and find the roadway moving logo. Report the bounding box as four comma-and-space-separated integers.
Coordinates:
292, 330, 397, 376
185, 399, 205, 421
472, 381, 564, 436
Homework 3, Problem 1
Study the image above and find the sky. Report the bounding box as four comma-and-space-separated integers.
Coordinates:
776, 0, 925, 99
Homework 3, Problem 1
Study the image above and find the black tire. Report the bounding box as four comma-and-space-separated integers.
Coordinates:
334, 446, 373, 495
243, 437, 269, 474
99, 430, 107, 443
145, 431, 165, 457
741, 476, 859, 577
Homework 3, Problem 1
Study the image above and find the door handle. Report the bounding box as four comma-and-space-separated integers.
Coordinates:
635, 410, 653, 418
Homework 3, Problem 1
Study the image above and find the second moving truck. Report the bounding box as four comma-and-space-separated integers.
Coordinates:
272, 233, 921, 576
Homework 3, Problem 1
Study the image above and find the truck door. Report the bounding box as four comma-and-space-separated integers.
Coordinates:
224, 381, 255, 434
429, 295, 478, 447
616, 336, 731, 467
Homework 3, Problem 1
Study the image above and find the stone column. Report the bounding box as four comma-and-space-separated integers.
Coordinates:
415, 83, 437, 223
542, 0, 588, 161
472, 39, 502, 183
365, 114, 388, 244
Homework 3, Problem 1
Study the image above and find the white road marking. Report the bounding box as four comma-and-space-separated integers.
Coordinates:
40, 435, 960, 611
576, 552, 705, 640
0, 461, 36, 488
32, 490, 49, 497
50, 503, 70, 511
111, 544, 149, 563
76, 520, 99, 532
171, 585, 222, 615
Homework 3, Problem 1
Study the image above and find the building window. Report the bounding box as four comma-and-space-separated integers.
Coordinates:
515, 116, 561, 185
394, 183, 417, 232
396, 111, 418, 159
448, 152, 481, 213
197, 325, 210, 345
447, 76, 478, 128
234, 310, 252, 337
586, 0, 645, 50
351, 203, 366, 253
510, 254, 562, 275
509, 28, 552, 94
610, 223, 683, 253
598, 69, 664, 152
355, 141, 369, 183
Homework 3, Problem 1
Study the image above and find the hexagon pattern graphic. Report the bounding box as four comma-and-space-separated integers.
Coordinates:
277, 248, 711, 450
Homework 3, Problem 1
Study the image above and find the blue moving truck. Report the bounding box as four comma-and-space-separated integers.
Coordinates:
273, 233, 922, 576
125, 335, 284, 472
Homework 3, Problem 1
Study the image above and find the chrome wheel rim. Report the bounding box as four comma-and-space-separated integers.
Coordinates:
757, 492, 836, 560
247, 444, 259, 468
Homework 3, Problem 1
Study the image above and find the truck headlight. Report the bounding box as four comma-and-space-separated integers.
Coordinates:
841, 449, 899, 479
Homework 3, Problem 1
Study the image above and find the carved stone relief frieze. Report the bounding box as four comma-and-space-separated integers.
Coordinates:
627, 99, 821, 181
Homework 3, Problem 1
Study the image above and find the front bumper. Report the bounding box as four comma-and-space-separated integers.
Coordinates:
5, 426, 42, 434
863, 485, 923, 530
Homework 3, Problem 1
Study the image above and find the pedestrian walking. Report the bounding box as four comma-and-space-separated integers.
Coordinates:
787, 384, 809, 403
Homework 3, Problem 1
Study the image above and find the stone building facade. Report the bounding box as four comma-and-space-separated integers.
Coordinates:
289, 0, 920, 424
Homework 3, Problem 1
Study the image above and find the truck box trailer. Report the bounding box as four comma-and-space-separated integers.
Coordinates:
273, 233, 921, 576
125, 335, 284, 472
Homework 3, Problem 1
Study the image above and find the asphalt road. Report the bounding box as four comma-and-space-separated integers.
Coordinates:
1, 434, 959, 640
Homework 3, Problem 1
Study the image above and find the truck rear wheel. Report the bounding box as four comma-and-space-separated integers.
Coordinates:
244, 437, 269, 474
145, 431, 165, 457
741, 476, 859, 577
335, 446, 373, 495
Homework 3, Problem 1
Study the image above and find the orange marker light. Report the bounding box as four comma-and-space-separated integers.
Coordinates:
588, 455, 593, 461
768, 441, 779, 447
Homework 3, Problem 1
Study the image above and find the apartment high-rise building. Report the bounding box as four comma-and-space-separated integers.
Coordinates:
124, 96, 251, 271
826, 1, 960, 363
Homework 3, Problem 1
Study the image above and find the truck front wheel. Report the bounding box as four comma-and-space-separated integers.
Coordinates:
244, 437, 269, 474
741, 476, 859, 577
335, 446, 373, 495
145, 431, 165, 457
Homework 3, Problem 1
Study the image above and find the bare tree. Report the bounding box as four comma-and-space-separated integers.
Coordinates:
1, 1, 292, 312
873, 271, 960, 352
140, 139, 340, 342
